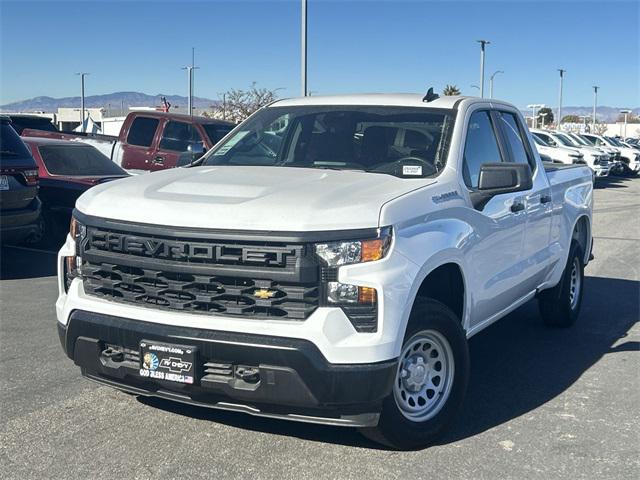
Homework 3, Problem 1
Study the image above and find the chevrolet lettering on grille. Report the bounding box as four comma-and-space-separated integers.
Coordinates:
88, 230, 297, 267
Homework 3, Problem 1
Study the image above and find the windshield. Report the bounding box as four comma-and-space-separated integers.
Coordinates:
532, 135, 548, 146
39, 144, 127, 176
0, 123, 32, 158
568, 133, 590, 146
606, 136, 623, 147
203, 106, 455, 177
554, 133, 576, 147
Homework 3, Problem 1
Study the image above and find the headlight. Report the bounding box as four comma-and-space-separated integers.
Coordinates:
315, 227, 392, 266
65, 216, 85, 292
316, 228, 391, 333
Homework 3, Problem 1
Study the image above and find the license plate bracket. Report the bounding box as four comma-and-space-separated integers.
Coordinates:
0, 175, 9, 191
139, 340, 197, 385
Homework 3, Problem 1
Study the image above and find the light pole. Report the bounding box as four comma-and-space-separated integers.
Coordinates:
470, 84, 480, 93
477, 40, 490, 98
579, 115, 589, 132
489, 70, 503, 99
620, 109, 631, 138
75, 72, 89, 132
301, 0, 308, 96
592, 85, 599, 130
182, 48, 199, 117
557, 69, 566, 129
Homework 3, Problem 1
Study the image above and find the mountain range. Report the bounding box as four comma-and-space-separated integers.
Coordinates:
1, 92, 638, 122
0, 91, 218, 114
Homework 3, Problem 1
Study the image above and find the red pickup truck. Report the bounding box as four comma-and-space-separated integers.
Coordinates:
22, 111, 235, 172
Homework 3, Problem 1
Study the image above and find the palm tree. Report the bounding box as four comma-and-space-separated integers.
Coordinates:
443, 84, 461, 96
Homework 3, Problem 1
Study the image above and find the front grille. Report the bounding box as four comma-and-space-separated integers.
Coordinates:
82, 261, 319, 319
79, 224, 320, 320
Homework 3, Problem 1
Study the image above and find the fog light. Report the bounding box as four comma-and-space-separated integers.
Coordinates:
328, 282, 359, 304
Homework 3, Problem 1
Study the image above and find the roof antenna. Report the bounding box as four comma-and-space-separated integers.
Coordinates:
422, 87, 440, 103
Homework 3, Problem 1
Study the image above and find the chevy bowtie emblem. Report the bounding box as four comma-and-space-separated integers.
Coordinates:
254, 289, 276, 299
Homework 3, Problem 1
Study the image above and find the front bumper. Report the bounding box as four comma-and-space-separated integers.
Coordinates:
58, 310, 396, 427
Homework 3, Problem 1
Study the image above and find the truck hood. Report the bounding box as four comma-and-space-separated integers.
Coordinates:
76, 165, 432, 231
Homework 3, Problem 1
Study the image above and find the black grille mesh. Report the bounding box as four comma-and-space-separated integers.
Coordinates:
82, 261, 319, 320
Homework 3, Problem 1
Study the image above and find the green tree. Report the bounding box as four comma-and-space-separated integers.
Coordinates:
537, 107, 554, 127
561, 115, 581, 123
442, 84, 461, 96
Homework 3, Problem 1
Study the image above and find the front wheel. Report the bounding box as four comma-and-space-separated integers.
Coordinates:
359, 298, 469, 450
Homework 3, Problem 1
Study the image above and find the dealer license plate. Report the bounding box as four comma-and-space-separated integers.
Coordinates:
139, 340, 196, 384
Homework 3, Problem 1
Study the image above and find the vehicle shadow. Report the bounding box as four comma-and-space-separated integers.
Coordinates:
0, 246, 57, 280
137, 275, 639, 450
594, 175, 635, 189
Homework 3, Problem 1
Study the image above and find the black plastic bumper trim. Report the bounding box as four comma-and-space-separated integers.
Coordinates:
58, 311, 396, 413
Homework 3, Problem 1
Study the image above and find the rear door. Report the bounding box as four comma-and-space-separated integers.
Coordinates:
120, 116, 161, 170
462, 109, 530, 328
153, 120, 205, 170
496, 110, 554, 290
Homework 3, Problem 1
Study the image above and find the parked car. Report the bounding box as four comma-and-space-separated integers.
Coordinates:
57, 93, 594, 449
531, 132, 584, 163
530, 129, 610, 178
23, 111, 235, 172
22, 137, 128, 246
603, 136, 640, 174
5, 114, 58, 135
0, 116, 41, 244
579, 133, 635, 175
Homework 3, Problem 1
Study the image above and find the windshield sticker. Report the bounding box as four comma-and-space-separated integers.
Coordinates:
403, 165, 423, 176
213, 131, 250, 155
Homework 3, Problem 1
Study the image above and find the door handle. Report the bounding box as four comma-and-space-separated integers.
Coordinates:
152, 156, 165, 164
540, 195, 552, 204
510, 201, 525, 213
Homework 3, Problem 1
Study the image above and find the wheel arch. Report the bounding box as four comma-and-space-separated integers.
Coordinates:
572, 214, 591, 264
401, 259, 469, 344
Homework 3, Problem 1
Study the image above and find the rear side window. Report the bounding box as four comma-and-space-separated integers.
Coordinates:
126, 117, 159, 147
497, 112, 535, 170
462, 111, 503, 188
159, 121, 203, 151
0, 123, 32, 160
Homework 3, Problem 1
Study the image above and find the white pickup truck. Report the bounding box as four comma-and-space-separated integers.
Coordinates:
56, 93, 593, 449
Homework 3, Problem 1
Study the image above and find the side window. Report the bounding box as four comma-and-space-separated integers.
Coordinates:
498, 112, 535, 170
126, 117, 159, 147
463, 111, 503, 188
159, 121, 201, 152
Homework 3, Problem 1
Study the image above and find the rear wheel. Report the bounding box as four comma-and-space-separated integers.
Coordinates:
360, 298, 469, 450
538, 241, 584, 327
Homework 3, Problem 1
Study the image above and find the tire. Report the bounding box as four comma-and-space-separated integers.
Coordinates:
538, 241, 584, 327
359, 298, 469, 450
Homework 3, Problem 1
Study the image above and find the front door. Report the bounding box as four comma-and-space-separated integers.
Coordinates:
152, 120, 205, 170
462, 109, 530, 328
120, 116, 161, 170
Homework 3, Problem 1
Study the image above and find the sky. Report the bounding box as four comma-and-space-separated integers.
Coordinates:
0, 0, 638, 109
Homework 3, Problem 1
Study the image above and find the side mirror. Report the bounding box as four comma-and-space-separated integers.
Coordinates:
470, 162, 533, 210
187, 142, 205, 159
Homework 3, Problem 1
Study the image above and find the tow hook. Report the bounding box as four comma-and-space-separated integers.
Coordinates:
235, 366, 260, 384
101, 347, 124, 362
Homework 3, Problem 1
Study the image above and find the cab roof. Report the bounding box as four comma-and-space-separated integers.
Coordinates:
271, 93, 517, 111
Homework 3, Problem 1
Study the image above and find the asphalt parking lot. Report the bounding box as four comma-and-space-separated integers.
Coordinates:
1, 176, 638, 480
